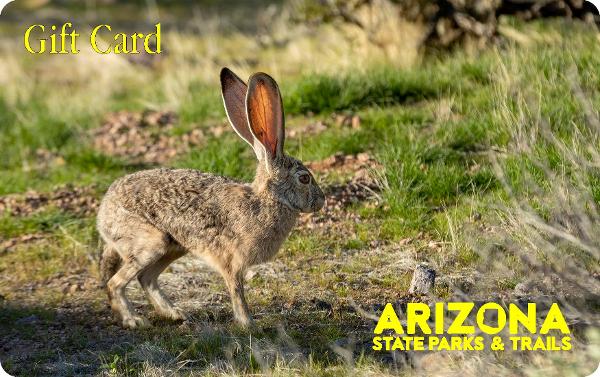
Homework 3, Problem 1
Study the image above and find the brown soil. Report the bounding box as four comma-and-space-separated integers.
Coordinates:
287, 113, 361, 138
306, 151, 380, 176
0, 185, 99, 218
0, 233, 46, 253
91, 110, 204, 164
300, 152, 383, 231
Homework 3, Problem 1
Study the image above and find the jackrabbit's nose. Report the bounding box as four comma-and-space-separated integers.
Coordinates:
314, 195, 325, 211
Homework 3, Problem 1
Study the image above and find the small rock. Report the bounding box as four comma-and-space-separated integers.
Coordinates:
408, 264, 436, 295
398, 238, 412, 246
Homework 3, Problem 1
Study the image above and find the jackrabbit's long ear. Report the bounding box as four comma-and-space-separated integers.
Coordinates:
220, 68, 256, 151
246, 72, 285, 160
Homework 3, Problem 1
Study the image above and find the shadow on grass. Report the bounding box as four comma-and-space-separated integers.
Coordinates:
0, 295, 410, 376
0, 300, 135, 376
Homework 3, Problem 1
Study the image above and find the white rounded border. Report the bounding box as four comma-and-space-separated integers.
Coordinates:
0, 0, 15, 15
588, 0, 600, 13
0, 361, 14, 377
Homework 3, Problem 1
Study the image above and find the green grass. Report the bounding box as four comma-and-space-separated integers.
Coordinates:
284, 67, 452, 114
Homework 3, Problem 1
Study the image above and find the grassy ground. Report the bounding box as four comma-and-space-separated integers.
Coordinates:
0, 3, 599, 375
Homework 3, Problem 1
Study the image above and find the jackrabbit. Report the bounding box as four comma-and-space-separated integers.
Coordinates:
97, 68, 325, 328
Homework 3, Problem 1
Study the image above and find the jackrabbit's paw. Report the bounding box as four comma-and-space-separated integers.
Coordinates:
122, 315, 150, 329
235, 315, 254, 328
167, 307, 188, 322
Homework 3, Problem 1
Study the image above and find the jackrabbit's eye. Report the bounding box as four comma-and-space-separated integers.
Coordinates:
298, 173, 311, 184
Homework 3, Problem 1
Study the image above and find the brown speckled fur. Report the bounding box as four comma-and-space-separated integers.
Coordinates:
97, 69, 324, 328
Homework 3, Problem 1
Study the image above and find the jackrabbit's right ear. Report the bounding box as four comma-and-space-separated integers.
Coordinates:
246, 72, 285, 162
220, 68, 258, 153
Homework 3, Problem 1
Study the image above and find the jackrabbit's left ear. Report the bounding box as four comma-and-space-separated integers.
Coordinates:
246, 72, 285, 160
220, 68, 258, 154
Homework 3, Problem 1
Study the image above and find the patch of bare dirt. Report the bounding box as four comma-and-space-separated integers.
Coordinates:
287, 120, 329, 138
287, 113, 361, 138
307, 151, 380, 176
324, 176, 381, 208
0, 185, 99, 217
29, 148, 66, 171
91, 110, 204, 164
300, 152, 383, 231
0, 233, 46, 253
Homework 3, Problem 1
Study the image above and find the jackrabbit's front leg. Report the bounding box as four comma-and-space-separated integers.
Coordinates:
223, 270, 252, 327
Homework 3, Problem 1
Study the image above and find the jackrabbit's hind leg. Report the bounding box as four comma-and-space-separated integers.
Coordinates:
107, 242, 169, 328
138, 249, 187, 321
108, 261, 150, 329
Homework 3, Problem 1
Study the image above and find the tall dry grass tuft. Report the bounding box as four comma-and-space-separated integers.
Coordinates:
0, 38, 146, 123
400, 43, 600, 377
0, 1, 425, 122
453, 53, 600, 375
280, 0, 424, 75
157, 0, 425, 88
489, 58, 599, 298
